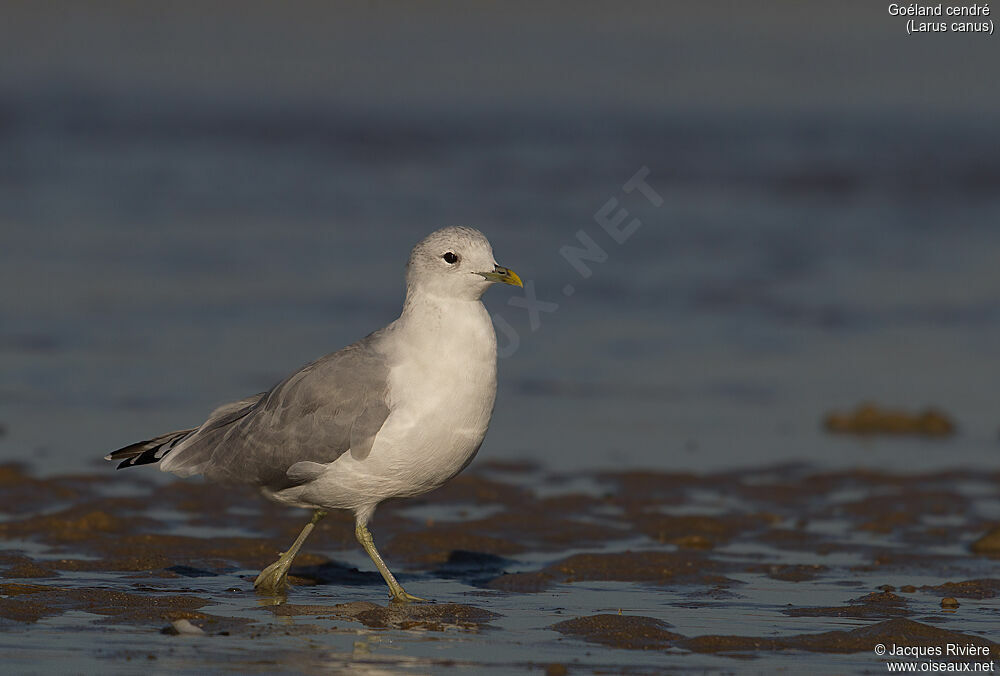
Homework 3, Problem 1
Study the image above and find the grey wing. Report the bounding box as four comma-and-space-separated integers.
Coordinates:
158, 335, 391, 489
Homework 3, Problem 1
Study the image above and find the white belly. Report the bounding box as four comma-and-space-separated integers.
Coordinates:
283, 299, 499, 514
368, 364, 497, 496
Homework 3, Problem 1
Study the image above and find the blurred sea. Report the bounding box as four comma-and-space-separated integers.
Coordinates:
1, 3, 998, 475
2, 97, 998, 476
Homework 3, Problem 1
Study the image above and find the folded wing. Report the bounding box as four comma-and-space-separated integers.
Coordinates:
149, 334, 392, 490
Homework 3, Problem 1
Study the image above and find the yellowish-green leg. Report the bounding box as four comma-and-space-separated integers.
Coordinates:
355, 521, 427, 603
254, 509, 327, 594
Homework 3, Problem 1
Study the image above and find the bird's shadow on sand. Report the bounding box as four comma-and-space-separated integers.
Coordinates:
431, 549, 511, 586
285, 550, 513, 589
288, 560, 385, 587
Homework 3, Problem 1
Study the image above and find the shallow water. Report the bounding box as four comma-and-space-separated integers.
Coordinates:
2, 104, 999, 477
1, 462, 998, 674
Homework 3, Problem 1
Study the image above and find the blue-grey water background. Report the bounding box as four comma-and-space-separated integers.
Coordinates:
1, 2, 999, 476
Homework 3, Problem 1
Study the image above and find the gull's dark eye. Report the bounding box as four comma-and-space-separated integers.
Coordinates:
443, 252, 459, 264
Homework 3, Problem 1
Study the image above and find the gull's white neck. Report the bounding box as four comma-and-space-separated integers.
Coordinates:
394, 288, 498, 366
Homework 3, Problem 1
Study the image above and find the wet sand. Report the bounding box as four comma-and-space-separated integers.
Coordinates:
1, 461, 998, 673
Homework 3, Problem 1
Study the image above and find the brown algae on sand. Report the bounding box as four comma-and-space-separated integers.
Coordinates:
783, 590, 911, 619
823, 403, 955, 437
679, 618, 998, 655
971, 526, 1000, 555
918, 579, 1000, 599
551, 614, 683, 650
552, 614, 999, 655
1, 462, 999, 667
267, 600, 499, 631
0, 582, 214, 626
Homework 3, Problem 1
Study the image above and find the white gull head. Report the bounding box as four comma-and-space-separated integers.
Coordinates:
405, 226, 522, 301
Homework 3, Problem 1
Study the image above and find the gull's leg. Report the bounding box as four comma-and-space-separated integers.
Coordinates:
254, 509, 327, 594
355, 519, 427, 603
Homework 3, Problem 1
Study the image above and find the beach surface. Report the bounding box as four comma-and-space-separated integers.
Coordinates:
1, 460, 997, 673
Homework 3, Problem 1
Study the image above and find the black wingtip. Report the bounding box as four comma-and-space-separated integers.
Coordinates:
106, 439, 150, 461
105, 428, 194, 470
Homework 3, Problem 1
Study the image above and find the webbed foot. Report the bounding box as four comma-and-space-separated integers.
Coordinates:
390, 589, 430, 604
253, 556, 292, 594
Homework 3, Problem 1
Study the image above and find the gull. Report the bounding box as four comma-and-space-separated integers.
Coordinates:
106, 226, 522, 602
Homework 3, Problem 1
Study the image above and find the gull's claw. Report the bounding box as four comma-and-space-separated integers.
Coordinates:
390, 589, 430, 604
253, 556, 292, 594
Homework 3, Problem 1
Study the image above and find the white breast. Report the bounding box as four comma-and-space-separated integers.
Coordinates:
301, 296, 499, 511
381, 298, 498, 486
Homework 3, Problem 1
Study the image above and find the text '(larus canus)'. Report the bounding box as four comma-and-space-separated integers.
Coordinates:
107, 226, 522, 602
